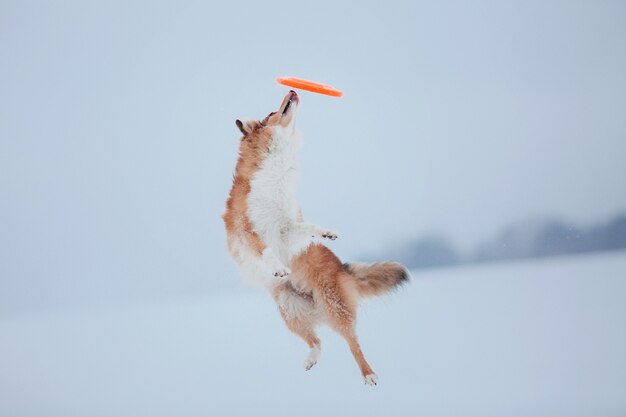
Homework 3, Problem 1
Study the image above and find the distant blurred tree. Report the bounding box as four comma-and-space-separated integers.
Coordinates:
399, 236, 459, 270
380, 212, 626, 271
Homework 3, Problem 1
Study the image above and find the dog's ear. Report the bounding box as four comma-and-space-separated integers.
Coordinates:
236, 119, 260, 136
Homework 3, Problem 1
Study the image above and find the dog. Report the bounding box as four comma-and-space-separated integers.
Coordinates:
223, 90, 408, 385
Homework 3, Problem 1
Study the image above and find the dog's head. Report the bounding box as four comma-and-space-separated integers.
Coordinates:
235, 90, 299, 139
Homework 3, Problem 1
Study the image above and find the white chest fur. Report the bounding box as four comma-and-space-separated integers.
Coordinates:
247, 127, 303, 263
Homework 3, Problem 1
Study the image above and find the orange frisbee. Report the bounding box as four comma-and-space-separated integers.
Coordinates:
276, 76, 343, 97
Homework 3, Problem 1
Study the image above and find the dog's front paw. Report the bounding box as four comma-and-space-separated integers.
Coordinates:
320, 230, 338, 241
262, 249, 291, 279
273, 266, 291, 279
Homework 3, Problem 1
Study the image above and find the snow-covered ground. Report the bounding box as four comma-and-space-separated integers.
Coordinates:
1, 252, 625, 417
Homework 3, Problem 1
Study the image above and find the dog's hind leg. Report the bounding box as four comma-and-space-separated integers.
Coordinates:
273, 284, 321, 370
338, 327, 377, 385
284, 316, 321, 371
319, 272, 378, 385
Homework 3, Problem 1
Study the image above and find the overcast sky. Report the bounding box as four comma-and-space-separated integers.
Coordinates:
1, 0, 625, 314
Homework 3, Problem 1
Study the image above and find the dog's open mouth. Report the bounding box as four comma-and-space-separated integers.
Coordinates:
282, 91, 299, 115
282, 99, 291, 115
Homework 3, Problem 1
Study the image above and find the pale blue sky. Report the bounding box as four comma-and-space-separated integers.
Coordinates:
1, 0, 625, 314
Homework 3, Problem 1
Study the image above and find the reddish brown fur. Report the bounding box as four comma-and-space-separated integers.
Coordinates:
272, 281, 319, 351
343, 262, 408, 297
275, 244, 377, 380
222, 127, 275, 256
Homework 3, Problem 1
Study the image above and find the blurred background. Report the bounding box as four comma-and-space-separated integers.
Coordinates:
1, 1, 625, 416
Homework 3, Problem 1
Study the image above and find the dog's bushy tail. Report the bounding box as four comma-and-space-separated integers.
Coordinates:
342, 261, 409, 298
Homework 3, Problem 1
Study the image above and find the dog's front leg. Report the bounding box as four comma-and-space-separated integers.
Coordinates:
283, 222, 338, 253
261, 247, 291, 279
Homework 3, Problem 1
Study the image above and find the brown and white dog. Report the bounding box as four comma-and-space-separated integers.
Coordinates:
223, 90, 408, 385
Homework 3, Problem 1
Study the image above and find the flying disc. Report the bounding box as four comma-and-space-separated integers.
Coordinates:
276, 77, 343, 97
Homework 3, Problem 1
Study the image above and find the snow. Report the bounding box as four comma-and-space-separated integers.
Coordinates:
1, 251, 625, 416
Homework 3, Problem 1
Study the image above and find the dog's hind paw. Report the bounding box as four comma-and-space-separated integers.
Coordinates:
303, 345, 320, 371
303, 357, 317, 371
364, 373, 378, 386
